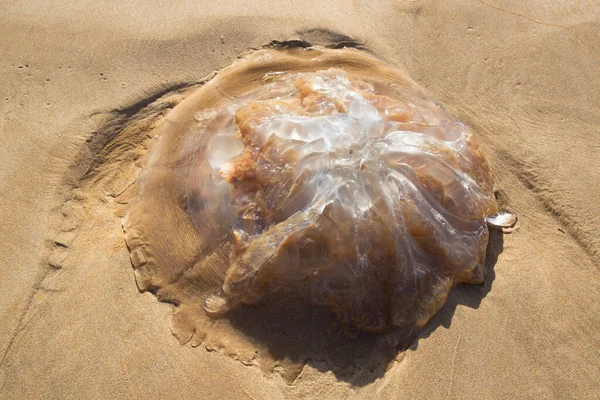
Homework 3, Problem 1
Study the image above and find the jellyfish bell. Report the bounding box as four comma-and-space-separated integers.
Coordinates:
123, 46, 502, 362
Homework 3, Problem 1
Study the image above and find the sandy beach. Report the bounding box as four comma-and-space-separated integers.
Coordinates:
1, 1, 599, 398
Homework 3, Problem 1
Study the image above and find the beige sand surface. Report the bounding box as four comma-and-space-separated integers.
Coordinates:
1, 1, 599, 398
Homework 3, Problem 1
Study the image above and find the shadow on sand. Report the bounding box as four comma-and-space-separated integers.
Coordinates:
225, 228, 504, 386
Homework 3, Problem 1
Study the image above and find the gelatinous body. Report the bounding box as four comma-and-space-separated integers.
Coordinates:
124, 47, 499, 337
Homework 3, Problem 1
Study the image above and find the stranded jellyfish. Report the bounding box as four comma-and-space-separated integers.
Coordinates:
123, 46, 507, 344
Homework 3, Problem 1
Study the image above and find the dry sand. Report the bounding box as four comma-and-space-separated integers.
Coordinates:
1, 0, 599, 398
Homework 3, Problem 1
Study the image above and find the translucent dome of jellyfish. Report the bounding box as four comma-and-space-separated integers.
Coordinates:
123, 46, 503, 340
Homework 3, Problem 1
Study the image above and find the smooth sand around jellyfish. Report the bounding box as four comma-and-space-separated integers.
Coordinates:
1, 1, 600, 399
